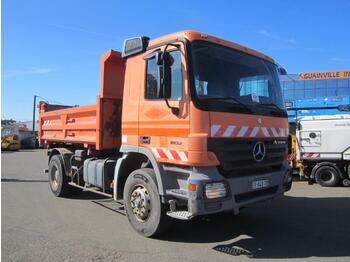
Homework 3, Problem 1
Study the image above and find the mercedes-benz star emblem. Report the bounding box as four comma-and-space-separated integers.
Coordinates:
253, 141, 266, 162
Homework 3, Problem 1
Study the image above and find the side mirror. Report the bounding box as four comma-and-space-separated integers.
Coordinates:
157, 49, 179, 115
338, 104, 350, 111
161, 52, 173, 99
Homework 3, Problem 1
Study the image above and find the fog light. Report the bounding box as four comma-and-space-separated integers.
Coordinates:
205, 182, 227, 199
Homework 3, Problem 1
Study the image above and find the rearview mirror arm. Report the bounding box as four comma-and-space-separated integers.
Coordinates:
161, 43, 180, 115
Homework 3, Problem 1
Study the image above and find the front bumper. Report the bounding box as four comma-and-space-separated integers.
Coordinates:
186, 164, 292, 216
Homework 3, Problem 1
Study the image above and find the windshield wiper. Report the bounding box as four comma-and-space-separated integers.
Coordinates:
259, 103, 286, 115
199, 96, 252, 113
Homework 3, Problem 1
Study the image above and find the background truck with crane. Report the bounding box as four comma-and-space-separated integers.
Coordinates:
39, 30, 292, 237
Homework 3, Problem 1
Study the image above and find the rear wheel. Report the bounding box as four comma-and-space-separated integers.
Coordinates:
123, 168, 169, 237
315, 165, 340, 187
48, 155, 71, 197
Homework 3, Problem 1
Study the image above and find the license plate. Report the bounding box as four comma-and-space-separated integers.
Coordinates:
252, 179, 270, 190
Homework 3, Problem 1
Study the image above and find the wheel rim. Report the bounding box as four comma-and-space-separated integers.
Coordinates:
343, 179, 350, 187
319, 170, 333, 182
50, 164, 60, 191
130, 185, 151, 222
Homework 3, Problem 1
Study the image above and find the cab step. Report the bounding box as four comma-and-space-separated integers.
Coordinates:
166, 210, 193, 220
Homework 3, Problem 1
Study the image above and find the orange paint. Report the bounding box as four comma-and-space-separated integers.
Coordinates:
39, 51, 124, 150
38, 30, 287, 167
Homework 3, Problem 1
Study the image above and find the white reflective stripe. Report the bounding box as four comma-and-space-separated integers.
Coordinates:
304, 153, 320, 158
250, 127, 260, 137
211, 124, 288, 138
261, 127, 270, 137
163, 149, 174, 160
121, 134, 127, 143
270, 127, 278, 137
152, 148, 188, 161
211, 125, 221, 136
177, 151, 188, 161
223, 125, 235, 137
237, 126, 248, 137
279, 128, 285, 137
151, 147, 160, 158
285, 128, 289, 136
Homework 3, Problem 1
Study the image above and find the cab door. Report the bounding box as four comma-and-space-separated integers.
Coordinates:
138, 43, 190, 164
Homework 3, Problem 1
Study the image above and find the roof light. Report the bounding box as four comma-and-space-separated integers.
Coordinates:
122, 36, 150, 58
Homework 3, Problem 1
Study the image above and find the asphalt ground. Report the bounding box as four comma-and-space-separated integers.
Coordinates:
2, 149, 350, 262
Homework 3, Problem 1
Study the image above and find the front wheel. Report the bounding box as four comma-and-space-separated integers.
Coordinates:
123, 168, 169, 237
315, 165, 341, 187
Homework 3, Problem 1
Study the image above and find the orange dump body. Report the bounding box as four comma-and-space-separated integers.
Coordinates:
39, 50, 125, 150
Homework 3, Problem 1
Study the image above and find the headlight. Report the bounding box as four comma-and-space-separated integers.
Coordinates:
204, 182, 227, 199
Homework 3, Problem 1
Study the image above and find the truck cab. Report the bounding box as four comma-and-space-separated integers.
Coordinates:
39, 30, 292, 237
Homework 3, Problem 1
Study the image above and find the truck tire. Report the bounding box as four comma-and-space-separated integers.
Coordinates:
315, 165, 340, 187
123, 168, 169, 237
48, 155, 71, 197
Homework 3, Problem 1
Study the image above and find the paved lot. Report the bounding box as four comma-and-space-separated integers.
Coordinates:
2, 149, 350, 262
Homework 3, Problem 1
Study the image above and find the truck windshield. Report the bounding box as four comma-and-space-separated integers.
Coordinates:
191, 41, 286, 117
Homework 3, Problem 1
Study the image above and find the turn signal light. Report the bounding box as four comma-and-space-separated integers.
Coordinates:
188, 183, 197, 192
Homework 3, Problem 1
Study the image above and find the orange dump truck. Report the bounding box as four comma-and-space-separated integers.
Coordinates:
39, 30, 292, 237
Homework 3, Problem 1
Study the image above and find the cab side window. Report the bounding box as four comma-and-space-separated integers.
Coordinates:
145, 57, 159, 99
145, 50, 183, 100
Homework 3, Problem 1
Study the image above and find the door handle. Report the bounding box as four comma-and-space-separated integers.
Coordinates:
140, 136, 150, 144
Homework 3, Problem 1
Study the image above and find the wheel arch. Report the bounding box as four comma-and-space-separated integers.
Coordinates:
48, 148, 73, 176
310, 161, 344, 179
114, 145, 165, 200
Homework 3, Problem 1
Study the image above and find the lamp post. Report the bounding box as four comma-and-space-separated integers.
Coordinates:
32, 95, 37, 133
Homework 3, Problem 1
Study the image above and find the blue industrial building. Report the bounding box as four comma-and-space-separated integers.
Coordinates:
279, 70, 350, 122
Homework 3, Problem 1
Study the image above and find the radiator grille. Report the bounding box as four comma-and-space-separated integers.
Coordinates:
208, 138, 287, 178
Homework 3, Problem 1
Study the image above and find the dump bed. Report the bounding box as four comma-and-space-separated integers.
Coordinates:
38, 50, 125, 150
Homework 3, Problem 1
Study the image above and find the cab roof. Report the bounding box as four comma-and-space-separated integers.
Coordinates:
148, 30, 275, 64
